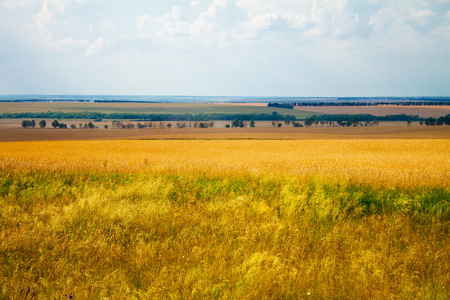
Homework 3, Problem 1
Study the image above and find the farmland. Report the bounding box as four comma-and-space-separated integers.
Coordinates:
1, 124, 450, 142
294, 104, 450, 118
0, 102, 313, 119
0, 100, 449, 299
1, 139, 449, 299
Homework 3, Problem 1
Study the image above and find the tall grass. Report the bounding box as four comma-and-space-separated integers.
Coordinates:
0, 140, 449, 299
1, 171, 449, 299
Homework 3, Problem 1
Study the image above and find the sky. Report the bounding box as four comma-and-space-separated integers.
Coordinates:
0, 0, 449, 97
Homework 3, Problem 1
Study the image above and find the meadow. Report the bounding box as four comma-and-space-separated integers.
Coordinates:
0, 102, 313, 119
0, 139, 449, 299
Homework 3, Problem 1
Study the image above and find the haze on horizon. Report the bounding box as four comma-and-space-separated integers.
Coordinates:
1, 0, 449, 97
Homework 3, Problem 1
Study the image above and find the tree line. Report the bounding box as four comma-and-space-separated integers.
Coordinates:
21, 115, 450, 130
269, 101, 450, 109
310, 114, 449, 124
22, 119, 96, 129
13, 111, 450, 125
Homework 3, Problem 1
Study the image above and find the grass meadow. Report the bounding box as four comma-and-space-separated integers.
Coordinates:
0, 102, 314, 119
0, 140, 449, 299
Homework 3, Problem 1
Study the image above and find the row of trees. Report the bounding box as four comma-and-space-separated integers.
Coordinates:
10, 110, 450, 123
21, 119, 96, 129
19, 114, 450, 130
421, 116, 450, 126
277, 101, 450, 107
112, 120, 215, 129
303, 117, 380, 127
22, 120, 47, 128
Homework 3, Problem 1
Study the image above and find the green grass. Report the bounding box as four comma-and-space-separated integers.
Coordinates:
0, 102, 316, 118
1, 170, 449, 299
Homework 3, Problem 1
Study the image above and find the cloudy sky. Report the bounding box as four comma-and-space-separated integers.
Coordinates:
0, 0, 449, 97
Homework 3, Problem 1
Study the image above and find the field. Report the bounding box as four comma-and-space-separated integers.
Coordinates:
294, 105, 450, 118
1, 101, 449, 298
1, 139, 449, 299
0, 102, 314, 118
1, 125, 450, 142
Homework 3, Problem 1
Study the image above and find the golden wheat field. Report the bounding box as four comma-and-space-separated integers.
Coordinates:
1, 139, 449, 186
1, 139, 449, 299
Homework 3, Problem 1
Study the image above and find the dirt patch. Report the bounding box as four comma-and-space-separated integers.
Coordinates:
1, 126, 449, 142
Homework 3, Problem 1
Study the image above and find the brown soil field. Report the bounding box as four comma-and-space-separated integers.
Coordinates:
1, 125, 449, 142
294, 105, 450, 118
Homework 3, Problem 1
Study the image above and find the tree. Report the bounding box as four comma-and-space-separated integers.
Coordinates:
225, 124, 230, 128
52, 120, 59, 128
425, 117, 436, 126
232, 119, 244, 128
22, 120, 29, 128
304, 117, 314, 127
407, 118, 412, 126
31, 120, 36, 128
284, 119, 291, 126
277, 123, 282, 127
167, 123, 172, 128
39, 120, 46, 129
250, 120, 255, 127
70, 124, 76, 129
88, 122, 95, 129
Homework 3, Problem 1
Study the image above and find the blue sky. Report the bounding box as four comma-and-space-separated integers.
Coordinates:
0, 0, 449, 96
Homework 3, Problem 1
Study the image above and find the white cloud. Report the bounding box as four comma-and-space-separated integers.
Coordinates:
85, 37, 112, 56
137, 6, 189, 40
31, 0, 70, 33
32, 1, 53, 32
1, 0, 449, 96
411, 10, 435, 19
246, 13, 277, 31
3, 0, 37, 9
53, 36, 89, 50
